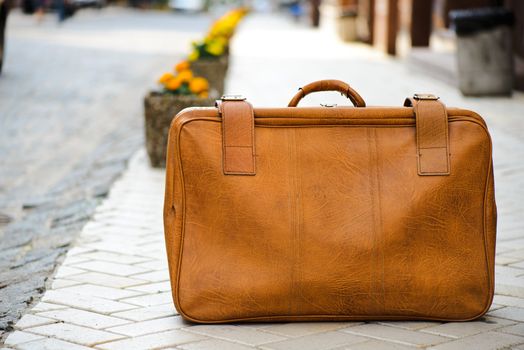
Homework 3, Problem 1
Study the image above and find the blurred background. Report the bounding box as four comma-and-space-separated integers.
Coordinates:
1, 0, 524, 344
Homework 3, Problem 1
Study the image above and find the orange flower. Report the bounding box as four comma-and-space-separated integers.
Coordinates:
158, 72, 175, 84
177, 70, 193, 83
189, 77, 209, 94
175, 60, 190, 73
165, 77, 182, 91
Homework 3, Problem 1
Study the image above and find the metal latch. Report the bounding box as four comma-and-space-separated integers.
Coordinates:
221, 94, 246, 101
413, 93, 439, 101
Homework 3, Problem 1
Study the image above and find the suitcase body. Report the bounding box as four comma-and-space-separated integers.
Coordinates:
163, 80, 496, 323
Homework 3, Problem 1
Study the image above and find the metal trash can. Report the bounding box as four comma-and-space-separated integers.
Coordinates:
450, 7, 515, 96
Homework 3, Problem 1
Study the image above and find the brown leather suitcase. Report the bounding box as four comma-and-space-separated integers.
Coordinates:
163, 80, 496, 323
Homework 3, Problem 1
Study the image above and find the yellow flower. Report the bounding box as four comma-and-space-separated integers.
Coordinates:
206, 40, 225, 56
189, 77, 209, 94
188, 50, 199, 62
177, 70, 193, 83
165, 77, 182, 91
175, 60, 190, 73
158, 72, 175, 84
198, 91, 209, 98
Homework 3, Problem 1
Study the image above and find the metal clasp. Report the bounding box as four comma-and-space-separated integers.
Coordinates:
413, 93, 439, 101
221, 94, 246, 101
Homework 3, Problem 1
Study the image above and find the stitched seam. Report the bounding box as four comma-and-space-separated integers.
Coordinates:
366, 129, 378, 309
419, 146, 447, 150
373, 129, 386, 312
287, 128, 297, 315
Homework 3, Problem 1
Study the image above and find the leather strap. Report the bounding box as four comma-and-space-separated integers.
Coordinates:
288, 80, 366, 107
217, 99, 256, 175
405, 96, 450, 176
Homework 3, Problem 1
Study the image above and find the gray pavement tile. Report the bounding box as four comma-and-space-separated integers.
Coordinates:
427, 331, 524, 350
341, 323, 451, 347
488, 307, 524, 322
259, 331, 368, 350
420, 317, 515, 338
96, 329, 205, 350
186, 325, 287, 346
15, 338, 93, 350
497, 323, 524, 336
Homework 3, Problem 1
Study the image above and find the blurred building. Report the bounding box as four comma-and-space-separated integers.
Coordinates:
330, 0, 524, 91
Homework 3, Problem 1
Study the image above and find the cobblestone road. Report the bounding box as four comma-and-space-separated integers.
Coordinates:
0, 8, 211, 341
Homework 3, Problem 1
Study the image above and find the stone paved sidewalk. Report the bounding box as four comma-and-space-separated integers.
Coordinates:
3, 12, 524, 350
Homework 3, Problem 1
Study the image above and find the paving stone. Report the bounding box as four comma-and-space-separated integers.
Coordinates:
106, 316, 187, 336
37, 308, 130, 329
502, 250, 524, 260
59, 283, 142, 300
188, 325, 287, 346
72, 260, 150, 277
496, 255, 523, 266
15, 338, 93, 350
61, 255, 92, 265
110, 303, 177, 321
377, 321, 441, 330
3, 331, 44, 346
259, 331, 367, 350
420, 317, 515, 338
497, 266, 524, 277
427, 331, 524, 350
342, 323, 451, 347
332, 339, 415, 349
495, 274, 524, 298
14, 314, 57, 329
54, 266, 86, 279
130, 270, 170, 283
119, 291, 173, 307
76, 251, 151, 265
261, 322, 354, 337
498, 323, 524, 336
30, 302, 68, 313
177, 338, 257, 350
134, 259, 168, 271
96, 329, 205, 350
64, 272, 147, 289
488, 307, 524, 322
126, 281, 172, 293
28, 323, 125, 346
51, 278, 82, 289
493, 295, 524, 308
512, 261, 524, 271
42, 290, 137, 314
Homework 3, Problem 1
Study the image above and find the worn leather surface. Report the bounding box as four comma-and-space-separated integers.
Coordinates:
163, 83, 496, 323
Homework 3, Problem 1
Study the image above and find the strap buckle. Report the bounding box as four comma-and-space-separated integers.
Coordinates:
221, 94, 246, 101
413, 93, 439, 101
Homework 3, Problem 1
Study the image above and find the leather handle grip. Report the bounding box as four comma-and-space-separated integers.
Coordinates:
288, 80, 366, 107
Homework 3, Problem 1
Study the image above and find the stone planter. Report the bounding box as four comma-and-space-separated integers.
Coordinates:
191, 54, 229, 97
144, 92, 215, 168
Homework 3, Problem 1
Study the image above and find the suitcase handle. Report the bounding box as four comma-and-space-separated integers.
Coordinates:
288, 80, 366, 107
